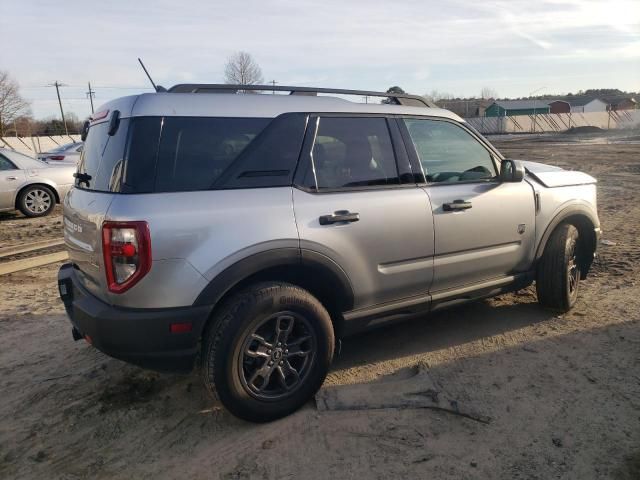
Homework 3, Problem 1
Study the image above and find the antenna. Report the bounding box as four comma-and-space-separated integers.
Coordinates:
137, 58, 165, 92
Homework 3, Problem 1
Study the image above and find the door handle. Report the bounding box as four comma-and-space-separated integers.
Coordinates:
443, 199, 472, 211
6, 176, 18, 181
319, 210, 360, 225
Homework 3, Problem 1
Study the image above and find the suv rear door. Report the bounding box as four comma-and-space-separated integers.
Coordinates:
399, 117, 536, 294
63, 116, 129, 301
292, 115, 435, 312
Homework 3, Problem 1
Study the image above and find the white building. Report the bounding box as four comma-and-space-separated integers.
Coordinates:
569, 98, 608, 113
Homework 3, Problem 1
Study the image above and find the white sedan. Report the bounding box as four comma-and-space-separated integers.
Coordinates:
0, 148, 76, 217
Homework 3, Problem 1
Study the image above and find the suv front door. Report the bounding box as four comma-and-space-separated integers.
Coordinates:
292, 115, 435, 312
400, 118, 536, 294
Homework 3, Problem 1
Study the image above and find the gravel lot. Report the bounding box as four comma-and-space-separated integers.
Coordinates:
1, 132, 639, 479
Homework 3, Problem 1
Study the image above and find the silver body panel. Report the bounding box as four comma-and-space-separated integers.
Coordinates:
61, 92, 600, 323
0, 148, 75, 212
293, 187, 435, 308
425, 181, 537, 292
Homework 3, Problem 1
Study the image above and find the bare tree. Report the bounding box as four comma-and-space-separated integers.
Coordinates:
481, 87, 498, 100
424, 89, 454, 102
0, 71, 31, 136
224, 52, 264, 85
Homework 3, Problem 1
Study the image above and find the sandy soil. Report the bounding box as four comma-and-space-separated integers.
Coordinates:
0, 134, 639, 479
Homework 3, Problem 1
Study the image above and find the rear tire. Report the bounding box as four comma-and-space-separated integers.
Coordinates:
17, 185, 56, 217
536, 223, 581, 312
201, 282, 334, 422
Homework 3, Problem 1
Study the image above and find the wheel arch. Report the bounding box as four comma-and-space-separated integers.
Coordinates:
194, 248, 355, 336
535, 204, 599, 278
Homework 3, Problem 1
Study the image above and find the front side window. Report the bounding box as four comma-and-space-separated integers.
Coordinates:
309, 117, 399, 190
403, 119, 496, 183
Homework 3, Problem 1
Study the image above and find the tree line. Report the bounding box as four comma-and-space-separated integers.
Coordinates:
2, 53, 638, 137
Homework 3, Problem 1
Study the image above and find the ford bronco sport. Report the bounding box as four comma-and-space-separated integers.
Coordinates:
58, 85, 600, 422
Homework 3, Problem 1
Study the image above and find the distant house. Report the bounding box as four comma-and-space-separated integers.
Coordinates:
563, 97, 608, 113
484, 100, 550, 117
607, 97, 637, 111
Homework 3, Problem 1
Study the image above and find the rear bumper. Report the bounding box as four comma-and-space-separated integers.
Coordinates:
58, 263, 213, 372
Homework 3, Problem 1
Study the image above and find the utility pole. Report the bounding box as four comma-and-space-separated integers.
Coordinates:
86, 82, 96, 114
48, 81, 69, 136
270, 80, 277, 94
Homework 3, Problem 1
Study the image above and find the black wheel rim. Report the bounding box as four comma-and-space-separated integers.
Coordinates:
238, 312, 317, 401
568, 240, 579, 296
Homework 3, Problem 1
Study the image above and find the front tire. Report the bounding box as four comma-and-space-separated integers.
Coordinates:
18, 185, 56, 217
536, 223, 581, 311
201, 282, 334, 422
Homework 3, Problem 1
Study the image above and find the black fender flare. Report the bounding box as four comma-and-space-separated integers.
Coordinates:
193, 248, 354, 311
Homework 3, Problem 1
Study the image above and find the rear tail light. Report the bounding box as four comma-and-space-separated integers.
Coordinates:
48, 155, 65, 161
102, 221, 151, 293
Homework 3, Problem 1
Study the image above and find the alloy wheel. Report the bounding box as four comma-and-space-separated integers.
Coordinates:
238, 312, 317, 401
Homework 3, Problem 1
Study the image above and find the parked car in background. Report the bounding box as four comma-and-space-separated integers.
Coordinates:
0, 148, 75, 217
38, 142, 83, 165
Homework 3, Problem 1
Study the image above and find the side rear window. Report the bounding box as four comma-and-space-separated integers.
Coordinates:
307, 117, 399, 190
154, 117, 270, 192
123, 114, 306, 193
78, 114, 307, 193
75, 119, 130, 192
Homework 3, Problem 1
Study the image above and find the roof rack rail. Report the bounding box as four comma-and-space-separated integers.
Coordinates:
166, 84, 437, 108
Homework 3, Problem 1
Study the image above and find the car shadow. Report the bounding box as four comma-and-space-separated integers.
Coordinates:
332, 294, 554, 371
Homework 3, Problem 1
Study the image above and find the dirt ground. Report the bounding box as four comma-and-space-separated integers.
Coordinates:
1, 133, 639, 479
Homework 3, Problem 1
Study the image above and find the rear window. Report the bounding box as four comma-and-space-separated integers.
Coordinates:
75, 119, 130, 192
78, 114, 306, 193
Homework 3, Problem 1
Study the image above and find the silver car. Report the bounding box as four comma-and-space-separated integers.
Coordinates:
38, 141, 83, 165
0, 148, 75, 217
57, 85, 600, 422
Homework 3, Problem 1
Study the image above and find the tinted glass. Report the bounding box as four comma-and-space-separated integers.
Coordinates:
310, 117, 399, 189
212, 113, 307, 189
122, 116, 162, 193
75, 119, 130, 191
154, 117, 270, 192
403, 119, 496, 183
0, 155, 17, 171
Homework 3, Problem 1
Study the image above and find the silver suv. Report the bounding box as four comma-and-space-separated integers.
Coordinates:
58, 85, 600, 422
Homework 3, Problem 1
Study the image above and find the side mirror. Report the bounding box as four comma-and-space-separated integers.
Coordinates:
80, 120, 90, 141
500, 159, 525, 182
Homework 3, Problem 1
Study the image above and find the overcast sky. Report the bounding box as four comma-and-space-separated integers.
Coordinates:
2, 0, 639, 119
